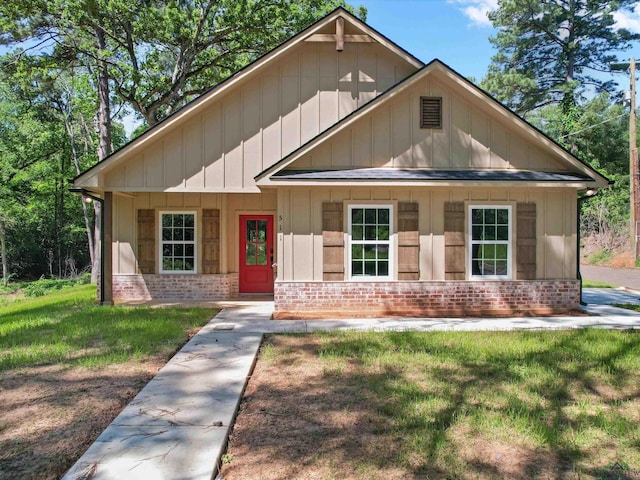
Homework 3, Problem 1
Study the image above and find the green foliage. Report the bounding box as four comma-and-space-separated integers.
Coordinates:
0, 284, 217, 370
21, 275, 90, 297
481, 0, 640, 115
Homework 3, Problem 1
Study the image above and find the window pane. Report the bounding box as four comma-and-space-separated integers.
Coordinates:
497, 226, 509, 241
174, 215, 183, 228
185, 244, 194, 257
258, 220, 267, 241
379, 261, 389, 276
257, 244, 267, 265
378, 208, 389, 225
497, 209, 509, 224
247, 221, 256, 242
485, 209, 496, 224
246, 244, 256, 265
496, 244, 508, 260
364, 261, 376, 275
162, 228, 172, 241
184, 259, 194, 271
174, 244, 184, 257
365, 209, 376, 224
472, 225, 483, 240
174, 228, 184, 241
378, 245, 389, 260
352, 208, 363, 224
364, 244, 377, 259
352, 244, 363, 260
352, 225, 363, 240
184, 215, 194, 228
377, 225, 389, 241
174, 259, 185, 271
163, 245, 172, 256
472, 209, 483, 224
163, 258, 172, 270
352, 261, 363, 275
495, 261, 507, 276
484, 226, 496, 240
365, 225, 377, 240
185, 228, 194, 241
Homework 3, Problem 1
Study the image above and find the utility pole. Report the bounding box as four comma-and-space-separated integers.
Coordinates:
630, 58, 639, 260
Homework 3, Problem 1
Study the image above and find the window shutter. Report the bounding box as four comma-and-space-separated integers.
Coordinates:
516, 203, 536, 279
444, 202, 465, 280
137, 209, 155, 274
420, 96, 442, 129
202, 209, 220, 274
398, 202, 419, 280
322, 202, 344, 281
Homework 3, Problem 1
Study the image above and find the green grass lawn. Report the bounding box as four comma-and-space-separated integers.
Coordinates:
224, 330, 640, 479
0, 284, 217, 371
581, 279, 616, 288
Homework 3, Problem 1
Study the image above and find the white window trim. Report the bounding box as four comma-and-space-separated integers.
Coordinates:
159, 211, 198, 274
467, 205, 512, 280
347, 204, 394, 281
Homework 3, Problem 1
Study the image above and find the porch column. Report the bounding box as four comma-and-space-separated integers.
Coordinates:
103, 191, 113, 305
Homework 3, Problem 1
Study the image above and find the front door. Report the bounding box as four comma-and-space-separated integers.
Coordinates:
239, 215, 274, 293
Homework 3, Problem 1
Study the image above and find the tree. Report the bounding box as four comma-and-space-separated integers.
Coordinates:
481, 0, 639, 116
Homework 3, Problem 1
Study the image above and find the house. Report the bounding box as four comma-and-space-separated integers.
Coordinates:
72, 7, 609, 317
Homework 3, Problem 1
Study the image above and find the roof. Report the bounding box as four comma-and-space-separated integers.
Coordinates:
273, 168, 595, 182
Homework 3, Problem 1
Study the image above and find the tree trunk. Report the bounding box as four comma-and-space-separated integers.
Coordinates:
93, 26, 112, 284
0, 216, 8, 286
63, 100, 98, 283
95, 27, 112, 162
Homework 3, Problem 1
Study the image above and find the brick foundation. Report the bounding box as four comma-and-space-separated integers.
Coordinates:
112, 274, 239, 302
274, 280, 581, 318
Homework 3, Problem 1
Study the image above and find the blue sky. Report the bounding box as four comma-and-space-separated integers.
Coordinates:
357, 0, 640, 85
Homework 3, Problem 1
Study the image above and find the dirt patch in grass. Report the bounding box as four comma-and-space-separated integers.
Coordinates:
0, 360, 164, 480
220, 332, 640, 480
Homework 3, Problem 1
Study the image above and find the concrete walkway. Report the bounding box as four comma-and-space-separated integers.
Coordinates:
62, 290, 640, 480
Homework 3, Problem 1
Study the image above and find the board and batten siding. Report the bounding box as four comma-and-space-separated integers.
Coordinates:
111, 191, 276, 275
291, 71, 570, 172
276, 187, 577, 282
103, 41, 416, 192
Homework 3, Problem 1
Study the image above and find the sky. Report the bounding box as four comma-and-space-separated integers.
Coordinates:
356, 0, 640, 85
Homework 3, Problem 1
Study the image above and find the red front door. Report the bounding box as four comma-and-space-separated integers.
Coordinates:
239, 215, 274, 293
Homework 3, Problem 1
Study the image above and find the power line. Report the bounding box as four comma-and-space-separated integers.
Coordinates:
559, 109, 637, 139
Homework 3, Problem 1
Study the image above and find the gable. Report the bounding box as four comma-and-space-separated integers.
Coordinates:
75, 8, 422, 192
257, 62, 609, 188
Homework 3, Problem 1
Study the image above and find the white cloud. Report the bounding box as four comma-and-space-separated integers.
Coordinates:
449, 0, 498, 27
614, 4, 640, 34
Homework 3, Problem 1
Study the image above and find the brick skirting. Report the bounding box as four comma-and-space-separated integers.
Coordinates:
112, 274, 239, 301
274, 280, 581, 318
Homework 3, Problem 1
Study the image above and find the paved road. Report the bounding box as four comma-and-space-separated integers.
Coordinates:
581, 264, 640, 290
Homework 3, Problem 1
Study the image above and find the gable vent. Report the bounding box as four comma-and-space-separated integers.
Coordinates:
420, 96, 442, 129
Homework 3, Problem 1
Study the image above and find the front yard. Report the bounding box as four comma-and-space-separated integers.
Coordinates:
221, 330, 640, 480
0, 284, 216, 479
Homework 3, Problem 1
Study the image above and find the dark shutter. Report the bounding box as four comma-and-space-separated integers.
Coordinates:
516, 203, 536, 280
137, 209, 155, 274
322, 202, 344, 281
444, 202, 465, 280
202, 209, 220, 274
420, 96, 442, 129
398, 202, 420, 280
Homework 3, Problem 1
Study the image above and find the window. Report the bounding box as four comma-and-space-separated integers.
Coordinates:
469, 206, 511, 279
349, 206, 392, 278
420, 96, 442, 129
160, 212, 196, 273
